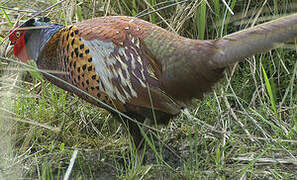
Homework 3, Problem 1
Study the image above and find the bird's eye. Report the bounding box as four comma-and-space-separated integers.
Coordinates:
15, 31, 21, 38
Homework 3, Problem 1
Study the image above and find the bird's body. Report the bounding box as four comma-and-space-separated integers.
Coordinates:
9, 14, 297, 145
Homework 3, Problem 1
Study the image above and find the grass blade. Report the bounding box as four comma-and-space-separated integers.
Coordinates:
261, 61, 279, 120
196, 0, 207, 40
1, 8, 13, 27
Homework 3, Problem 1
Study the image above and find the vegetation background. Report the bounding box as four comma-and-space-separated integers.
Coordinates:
0, 0, 296, 179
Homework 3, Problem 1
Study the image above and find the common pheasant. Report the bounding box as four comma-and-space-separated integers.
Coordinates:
9, 14, 297, 146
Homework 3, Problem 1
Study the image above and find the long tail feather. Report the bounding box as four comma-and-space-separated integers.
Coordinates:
210, 13, 297, 68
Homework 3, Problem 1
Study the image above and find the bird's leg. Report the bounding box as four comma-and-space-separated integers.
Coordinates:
134, 117, 151, 166
119, 115, 144, 165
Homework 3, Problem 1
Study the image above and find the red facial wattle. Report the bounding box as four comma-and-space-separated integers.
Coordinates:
9, 30, 30, 62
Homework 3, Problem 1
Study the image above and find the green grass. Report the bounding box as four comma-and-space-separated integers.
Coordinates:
261, 60, 279, 120
0, 0, 297, 179
196, 0, 206, 40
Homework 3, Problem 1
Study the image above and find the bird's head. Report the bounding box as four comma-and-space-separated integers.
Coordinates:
9, 17, 50, 62
9, 28, 27, 62
9, 17, 63, 62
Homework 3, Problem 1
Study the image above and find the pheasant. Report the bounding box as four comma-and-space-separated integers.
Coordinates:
9, 14, 297, 146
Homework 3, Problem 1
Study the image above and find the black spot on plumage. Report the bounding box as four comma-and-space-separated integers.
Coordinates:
96, 86, 99, 90
80, 44, 84, 49
88, 66, 92, 71
96, 80, 100, 84
101, 83, 106, 90
71, 39, 75, 46
74, 29, 79, 35
79, 53, 83, 58
82, 74, 85, 78
91, 87, 95, 90
81, 81, 85, 87
74, 48, 79, 57
85, 49, 90, 54
66, 34, 69, 41
71, 51, 74, 58
88, 57, 92, 62
86, 79, 89, 85
97, 93, 101, 98
82, 64, 87, 71
69, 26, 73, 31
78, 75, 80, 81
73, 61, 76, 68
77, 67, 81, 73
66, 44, 69, 52
69, 61, 72, 67
92, 75, 96, 80
86, 87, 89, 91
71, 32, 74, 37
